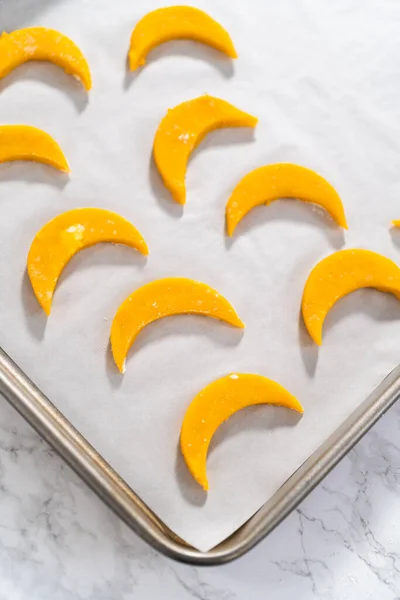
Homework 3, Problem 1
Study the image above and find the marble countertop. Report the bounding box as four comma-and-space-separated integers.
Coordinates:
0, 396, 398, 599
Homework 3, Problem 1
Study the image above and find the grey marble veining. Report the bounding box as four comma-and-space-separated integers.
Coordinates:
0, 397, 398, 599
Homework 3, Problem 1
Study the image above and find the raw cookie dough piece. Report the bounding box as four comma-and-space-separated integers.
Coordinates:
0, 27, 92, 90
110, 277, 244, 373
28, 208, 148, 315
181, 373, 303, 490
226, 163, 347, 236
129, 6, 237, 71
302, 249, 400, 345
153, 95, 257, 204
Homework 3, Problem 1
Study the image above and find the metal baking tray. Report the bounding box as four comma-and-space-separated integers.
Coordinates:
0, 345, 398, 565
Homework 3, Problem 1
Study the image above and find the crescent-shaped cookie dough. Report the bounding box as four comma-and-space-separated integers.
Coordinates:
129, 6, 237, 71
180, 373, 304, 490
0, 27, 91, 90
110, 277, 244, 373
226, 163, 347, 236
0, 125, 69, 172
302, 249, 400, 345
28, 208, 148, 315
153, 95, 257, 205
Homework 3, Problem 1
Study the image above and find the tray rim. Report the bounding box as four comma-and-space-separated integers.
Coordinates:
0, 345, 398, 565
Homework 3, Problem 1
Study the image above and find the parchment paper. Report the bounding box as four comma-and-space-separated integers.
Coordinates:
1, 0, 400, 551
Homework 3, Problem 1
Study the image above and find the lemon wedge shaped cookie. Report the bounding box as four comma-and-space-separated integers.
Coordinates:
0, 125, 69, 172
28, 208, 148, 315
226, 163, 347, 236
129, 6, 237, 71
302, 249, 400, 345
110, 277, 244, 373
0, 27, 91, 90
180, 373, 303, 490
153, 95, 257, 204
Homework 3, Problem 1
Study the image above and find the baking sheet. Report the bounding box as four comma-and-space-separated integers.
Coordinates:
1, 0, 400, 551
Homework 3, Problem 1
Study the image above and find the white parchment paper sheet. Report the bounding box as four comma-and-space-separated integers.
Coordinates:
1, 0, 400, 551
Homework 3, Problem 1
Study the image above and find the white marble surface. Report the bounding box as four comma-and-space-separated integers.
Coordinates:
0, 395, 398, 599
